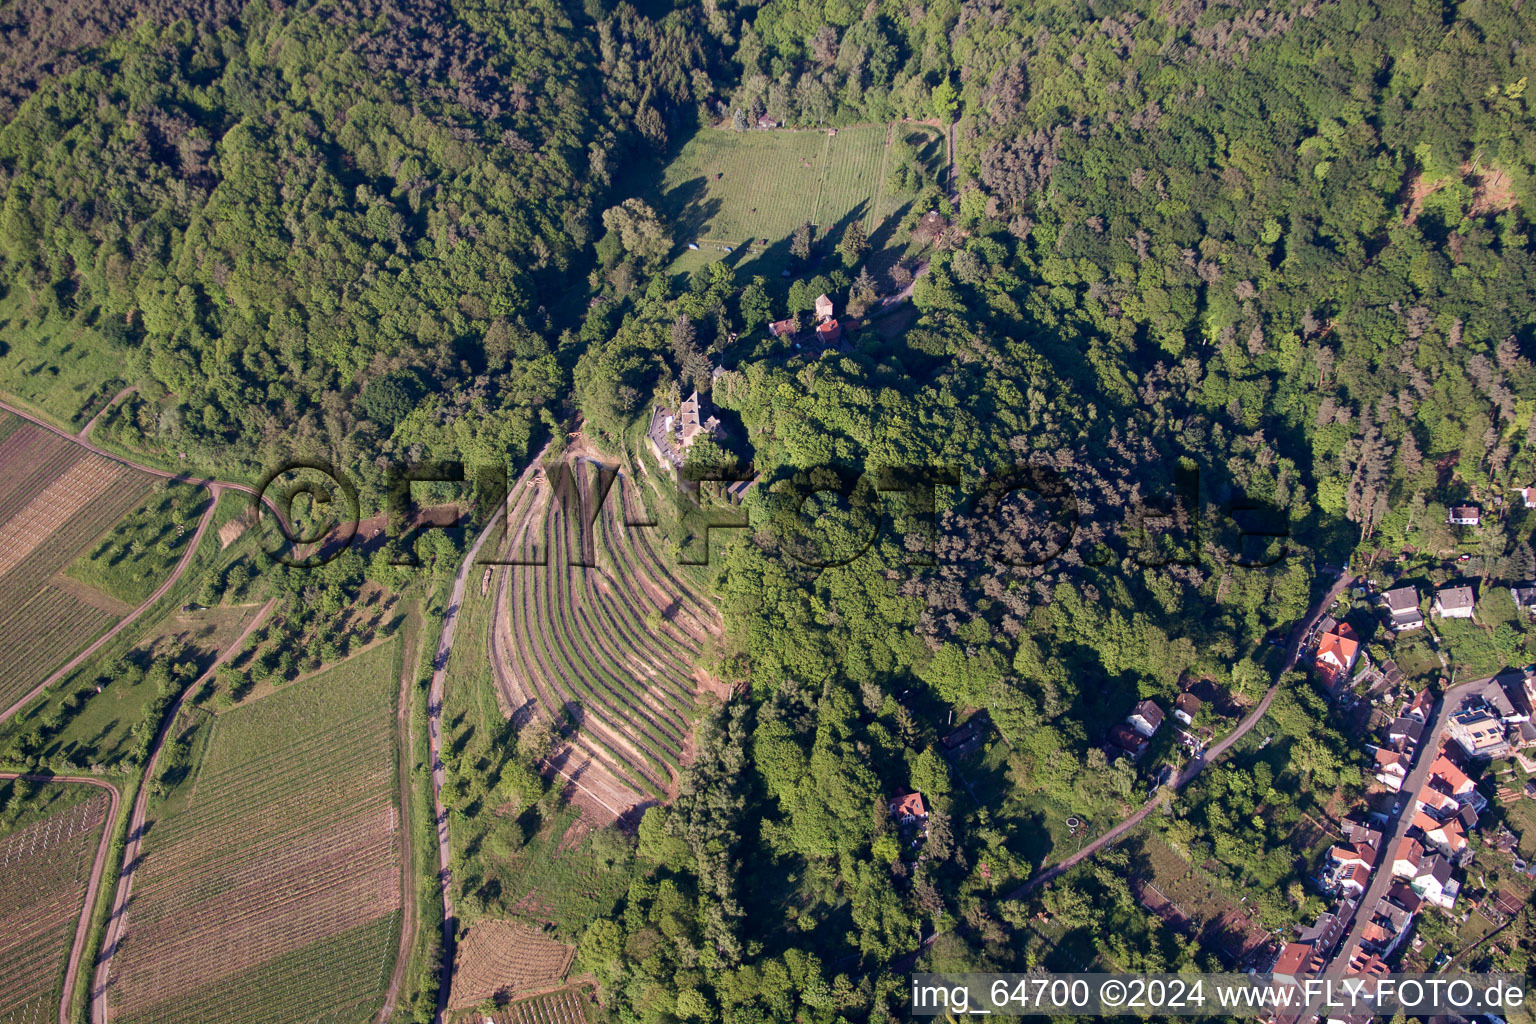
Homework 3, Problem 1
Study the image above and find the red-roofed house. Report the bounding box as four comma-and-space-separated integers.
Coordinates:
1403, 688, 1433, 723
1419, 815, 1468, 856
1374, 747, 1409, 791
1336, 861, 1372, 898
1314, 621, 1361, 687
889, 792, 928, 824
1428, 754, 1474, 795
1348, 950, 1390, 978
1391, 837, 1424, 878
1385, 881, 1422, 914
1272, 942, 1324, 980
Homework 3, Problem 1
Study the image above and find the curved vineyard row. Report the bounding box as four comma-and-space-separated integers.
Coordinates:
491, 459, 725, 811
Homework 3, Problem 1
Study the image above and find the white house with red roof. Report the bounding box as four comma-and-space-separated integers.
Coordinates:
1314, 621, 1361, 688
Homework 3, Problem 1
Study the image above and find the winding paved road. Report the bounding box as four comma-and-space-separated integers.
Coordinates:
1004, 568, 1353, 900
0, 773, 121, 1024
888, 565, 1356, 971
90, 599, 275, 1024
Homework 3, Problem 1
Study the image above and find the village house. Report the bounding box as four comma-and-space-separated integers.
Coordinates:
1410, 854, 1459, 909
1380, 585, 1424, 631
1373, 748, 1409, 791
815, 317, 843, 346
1402, 688, 1433, 723
768, 318, 798, 339
756, 114, 779, 129
1341, 818, 1383, 851
888, 791, 928, 825
1433, 584, 1476, 619
1173, 692, 1201, 726
1109, 722, 1149, 760
1520, 487, 1536, 509
1412, 810, 1468, 857
1390, 836, 1424, 878
1271, 909, 1349, 980
1325, 842, 1377, 898
1127, 698, 1165, 738
1512, 584, 1536, 616
1445, 671, 1536, 760
1447, 504, 1481, 526
1388, 716, 1423, 750
1357, 895, 1415, 956
1313, 620, 1362, 690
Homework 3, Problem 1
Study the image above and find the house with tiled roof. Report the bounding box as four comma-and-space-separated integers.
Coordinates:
1411, 854, 1459, 909
1314, 621, 1362, 689
1391, 837, 1424, 878
1373, 748, 1409, 791
1414, 812, 1468, 857
1402, 688, 1433, 723
768, 318, 798, 339
1381, 585, 1424, 631
889, 791, 928, 824
1512, 584, 1536, 616
1109, 722, 1149, 760
1434, 584, 1476, 619
1447, 504, 1481, 526
1128, 698, 1165, 738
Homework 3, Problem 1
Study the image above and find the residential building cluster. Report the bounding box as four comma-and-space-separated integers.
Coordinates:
1108, 693, 1208, 762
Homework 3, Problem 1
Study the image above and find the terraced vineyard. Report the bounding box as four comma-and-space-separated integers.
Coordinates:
491, 459, 722, 810
448, 920, 574, 1010
0, 789, 111, 1024
105, 640, 404, 1024
486, 985, 593, 1024
0, 410, 156, 707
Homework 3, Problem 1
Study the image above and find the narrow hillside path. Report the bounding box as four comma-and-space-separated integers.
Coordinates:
427, 444, 556, 1023
378, 613, 423, 1023
90, 599, 275, 1024
0, 773, 121, 1024
0, 493, 221, 726
896, 568, 1353, 967
79, 387, 137, 440
427, 500, 504, 1024
1013, 569, 1352, 896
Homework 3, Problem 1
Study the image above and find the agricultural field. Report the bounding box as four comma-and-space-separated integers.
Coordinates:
657, 122, 942, 280
0, 295, 127, 428
0, 411, 160, 708
0, 784, 111, 1024
482, 985, 593, 1024
473, 804, 637, 940
490, 458, 724, 808
448, 920, 574, 1010
104, 639, 405, 1024
63, 482, 210, 605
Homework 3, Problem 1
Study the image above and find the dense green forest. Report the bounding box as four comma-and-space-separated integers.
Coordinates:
4, 0, 1536, 1019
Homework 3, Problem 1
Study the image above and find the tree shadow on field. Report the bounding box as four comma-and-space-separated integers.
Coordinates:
661, 175, 723, 247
